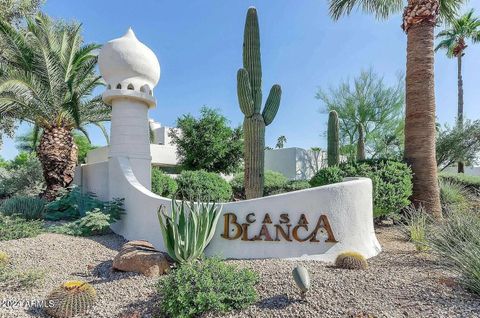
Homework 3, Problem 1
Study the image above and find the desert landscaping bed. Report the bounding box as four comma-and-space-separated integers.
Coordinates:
1, 226, 479, 318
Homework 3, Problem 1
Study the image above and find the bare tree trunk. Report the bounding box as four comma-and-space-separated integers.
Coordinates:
457, 54, 464, 173
37, 126, 78, 201
404, 22, 442, 218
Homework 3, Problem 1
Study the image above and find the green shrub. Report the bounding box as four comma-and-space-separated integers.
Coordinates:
428, 208, 480, 295
439, 172, 480, 193
158, 257, 258, 318
284, 180, 311, 192
50, 199, 124, 237
439, 179, 473, 212
0, 152, 45, 198
0, 214, 44, 241
309, 166, 344, 187
311, 159, 412, 218
230, 170, 288, 198
44, 186, 104, 221
176, 170, 232, 202
151, 169, 178, 197
157, 199, 221, 264
0, 196, 46, 220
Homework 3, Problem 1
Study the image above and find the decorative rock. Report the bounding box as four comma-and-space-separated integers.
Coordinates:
292, 266, 310, 299
112, 240, 170, 277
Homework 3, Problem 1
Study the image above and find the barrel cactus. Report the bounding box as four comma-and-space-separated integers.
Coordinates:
357, 123, 365, 161
335, 251, 368, 270
327, 110, 340, 166
292, 266, 310, 300
237, 7, 282, 199
45, 280, 96, 318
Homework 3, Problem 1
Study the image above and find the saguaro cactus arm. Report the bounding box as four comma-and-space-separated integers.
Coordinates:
243, 7, 262, 112
327, 110, 340, 166
262, 84, 282, 126
237, 68, 255, 117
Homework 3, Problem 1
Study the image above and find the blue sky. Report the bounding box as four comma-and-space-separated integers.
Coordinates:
1, 0, 479, 159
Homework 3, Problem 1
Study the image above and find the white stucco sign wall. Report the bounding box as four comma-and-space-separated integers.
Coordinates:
77, 28, 382, 262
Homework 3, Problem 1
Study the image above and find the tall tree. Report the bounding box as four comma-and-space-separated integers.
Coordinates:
435, 9, 480, 173
169, 107, 243, 174
275, 135, 287, 149
328, 0, 465, 218
317, 69, 404, 160
0, 14, 110, 200
0, 0, 43, 147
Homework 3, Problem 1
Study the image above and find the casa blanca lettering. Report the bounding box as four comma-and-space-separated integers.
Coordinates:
221, 212, 338, 243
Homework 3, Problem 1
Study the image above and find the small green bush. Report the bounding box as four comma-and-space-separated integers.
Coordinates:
50, 199, 124, 237
0, 196, 46, 220
158, 257, 258, 318
0, 214, 44, 241
439, 172, 480, 193
45, 186, 103, 221
310, 159, 413, 218
176, 170, 232, 202
151, 169, 178, 197
428, 207, 480, 295
230, 170, 289, 198
0, 152, 45, 198
309, 166, 344, 187
284, 180, 311, 192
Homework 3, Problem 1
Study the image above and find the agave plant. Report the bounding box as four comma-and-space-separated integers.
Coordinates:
157, 199, 222, 264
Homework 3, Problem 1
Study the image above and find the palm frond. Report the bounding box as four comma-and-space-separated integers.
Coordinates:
329, 0, 403, 20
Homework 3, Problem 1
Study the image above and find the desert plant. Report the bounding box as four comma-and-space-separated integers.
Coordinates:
0, 196, 46, 220
439, 172, 480, 193
45, 280, 96, 318
0, 214, 44, 241
292, 266, 310, 300
51, 209, 113, 236
151, 169, 178, 197
0, 14, 110, 200
237, 7, 282, 199
327, 110, 340, 166
0, 251, 9, 268
158, 257, 258, 318
335, 251, 368, 270
309, 166, 344, 187
44, 186, 104, 221
402, 205, 430, 251
285, 180, 311, 192
176, 170, 232, 202
428, 208, 480, 295
357, 123, 366, 161
157, 199, 221, 264
439, 179, 473, 212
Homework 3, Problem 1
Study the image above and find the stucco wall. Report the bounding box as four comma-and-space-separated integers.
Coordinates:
86, 144, 178, 167
102, 157, 381, 261
265, 147, 327, 180
444, 166, 480, 176
75, 162, 109, 201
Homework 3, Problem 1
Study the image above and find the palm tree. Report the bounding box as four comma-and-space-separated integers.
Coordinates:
435, 9, 480, 173
0, 14, 110, 200
328, 0, 465, 218
276, 135, 287, 149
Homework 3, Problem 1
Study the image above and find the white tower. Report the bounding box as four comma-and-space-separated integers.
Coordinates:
98, 28, 160, 190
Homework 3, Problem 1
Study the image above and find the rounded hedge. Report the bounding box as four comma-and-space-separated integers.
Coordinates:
309, 159, 413, 218
309, 166, 344, 187
151, 169, 178, 198
176, 170, 232, 202
230, 170, 288, 198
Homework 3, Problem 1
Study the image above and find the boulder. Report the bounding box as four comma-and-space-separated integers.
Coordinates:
112, 240, 170, 277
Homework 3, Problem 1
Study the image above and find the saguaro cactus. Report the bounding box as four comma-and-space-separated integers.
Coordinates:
327, 110, 340, 166
357, 123, 365, 161
237, 7, 282, 199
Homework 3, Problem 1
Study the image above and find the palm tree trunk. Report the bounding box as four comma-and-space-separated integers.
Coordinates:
37, 126, 78, 201
457, 54, 464, 173
404, 22, 442, 218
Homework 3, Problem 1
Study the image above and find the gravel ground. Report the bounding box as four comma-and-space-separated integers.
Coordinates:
0, 226, 479, 318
